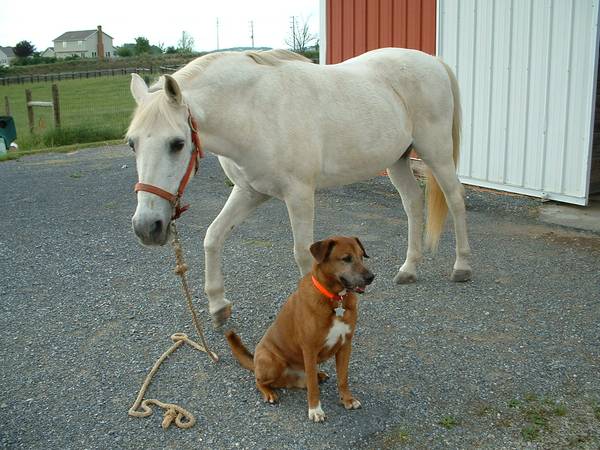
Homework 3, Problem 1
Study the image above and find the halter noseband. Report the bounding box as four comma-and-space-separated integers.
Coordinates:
134, 107, 204, 220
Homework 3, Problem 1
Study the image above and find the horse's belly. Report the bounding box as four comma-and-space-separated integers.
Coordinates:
317, 140, 411, 188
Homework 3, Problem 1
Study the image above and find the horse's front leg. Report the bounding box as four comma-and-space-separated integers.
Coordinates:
284, 187, 315, 276
204, 185, 269, 327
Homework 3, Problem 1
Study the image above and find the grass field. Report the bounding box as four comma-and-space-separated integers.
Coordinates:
0, 75, 142, 150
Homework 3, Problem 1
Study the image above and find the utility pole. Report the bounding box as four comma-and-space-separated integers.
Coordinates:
249, 20, 255, 48
289, 16, 297, 51
216, 18, 220, 50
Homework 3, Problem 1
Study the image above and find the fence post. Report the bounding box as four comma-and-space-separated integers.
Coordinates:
25, 89, 34, 133
4, 96, 9, 115
52, 84, 61, 129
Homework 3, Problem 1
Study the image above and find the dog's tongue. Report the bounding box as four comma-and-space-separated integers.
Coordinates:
354, 286, 366, 293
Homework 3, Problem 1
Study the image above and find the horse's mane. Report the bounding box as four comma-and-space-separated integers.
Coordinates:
246, 49, 312, 65
173, 49, 311, 84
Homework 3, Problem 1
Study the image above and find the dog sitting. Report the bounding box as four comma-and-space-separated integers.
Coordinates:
226, 236, 374, 422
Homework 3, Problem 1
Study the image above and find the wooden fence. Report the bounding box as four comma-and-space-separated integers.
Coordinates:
23, 84, 61, 132
0, 67, 161, 86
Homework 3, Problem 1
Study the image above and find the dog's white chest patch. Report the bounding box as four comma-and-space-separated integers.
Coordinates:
325, 319, 351, 348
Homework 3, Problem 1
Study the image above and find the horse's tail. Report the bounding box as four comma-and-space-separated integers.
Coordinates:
425, 59, 462, 252
225, 330, 255, 371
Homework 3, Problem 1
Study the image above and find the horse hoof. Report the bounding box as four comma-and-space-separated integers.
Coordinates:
394, 271, 417, 284
212, 303, 232, 328
451, 269, 472, 282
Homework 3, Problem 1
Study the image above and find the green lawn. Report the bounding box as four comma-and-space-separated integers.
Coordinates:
0, 75, 140, 150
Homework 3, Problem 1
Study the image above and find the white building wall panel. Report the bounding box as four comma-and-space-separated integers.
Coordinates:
438, 0, 599, 205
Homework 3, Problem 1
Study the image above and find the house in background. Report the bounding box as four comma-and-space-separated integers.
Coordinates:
0, 46, 15, 66
40, 47, 55, 58
53, 25, 115, 59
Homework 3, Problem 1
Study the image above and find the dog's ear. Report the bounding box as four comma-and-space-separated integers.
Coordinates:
354, 237, 369, 258
310, 239, 336, 264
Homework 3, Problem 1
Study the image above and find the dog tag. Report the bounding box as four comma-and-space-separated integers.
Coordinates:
334, 304, 345, 317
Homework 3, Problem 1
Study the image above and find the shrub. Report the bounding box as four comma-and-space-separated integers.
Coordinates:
18, 126, 126, 150
116, 47, 133, 57
11, 56, 57, 66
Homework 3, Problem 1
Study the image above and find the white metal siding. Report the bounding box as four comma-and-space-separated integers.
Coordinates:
438, 0, 600, 205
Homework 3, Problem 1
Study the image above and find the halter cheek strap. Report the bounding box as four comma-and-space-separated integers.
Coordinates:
134, 107, 204, 220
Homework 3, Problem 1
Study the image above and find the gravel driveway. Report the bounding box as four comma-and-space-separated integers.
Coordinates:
1, 145, 599, 449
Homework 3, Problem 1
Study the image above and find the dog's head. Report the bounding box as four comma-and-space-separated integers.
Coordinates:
310, 236, 375, 293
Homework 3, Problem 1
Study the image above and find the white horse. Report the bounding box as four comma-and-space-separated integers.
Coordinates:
127, 48, 471, 326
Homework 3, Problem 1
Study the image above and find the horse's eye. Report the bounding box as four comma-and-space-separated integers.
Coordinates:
170, 139, 185, 152
127, 139, 135, 152
342, 255, 353, 263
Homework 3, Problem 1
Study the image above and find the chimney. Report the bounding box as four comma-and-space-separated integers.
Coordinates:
97, 25, 105, 60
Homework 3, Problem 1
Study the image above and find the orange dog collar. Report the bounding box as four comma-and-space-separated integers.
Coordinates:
311, 275, 345, 301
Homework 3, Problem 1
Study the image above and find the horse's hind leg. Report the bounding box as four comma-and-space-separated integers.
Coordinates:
387, 156, 424, 284
204, 185, 270, 327
417, 142, 472, 281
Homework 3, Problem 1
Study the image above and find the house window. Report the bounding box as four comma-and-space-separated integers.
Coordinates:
62, 42, 67, 48
78, 40, 83, 47
92, 51, 96, 57
106, 51, 110, 57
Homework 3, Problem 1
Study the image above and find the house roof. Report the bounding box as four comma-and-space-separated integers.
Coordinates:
0, 46, 15, 57
54, 29, 113, 42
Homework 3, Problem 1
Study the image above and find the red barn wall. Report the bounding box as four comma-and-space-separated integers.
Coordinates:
326, 0, 437, 64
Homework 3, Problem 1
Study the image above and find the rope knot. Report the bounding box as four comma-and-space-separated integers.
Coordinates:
174, 263, 188, 275
162, 407, 178, 430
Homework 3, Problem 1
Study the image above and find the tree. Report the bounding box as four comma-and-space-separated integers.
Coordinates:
285, 16, 317, 53
14, 40, 35, 58
134, 36, 151, 55
116, 46, 133, 57
165, 46, 177, 54
177, 31, 194, 54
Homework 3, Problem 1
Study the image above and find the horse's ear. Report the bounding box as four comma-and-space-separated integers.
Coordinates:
310, 239, 336, 264
130, 73, 148, 105
164, 74, 183, 105
354, 237, 369, 258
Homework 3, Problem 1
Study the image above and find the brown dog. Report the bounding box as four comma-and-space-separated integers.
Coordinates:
226, 236, 374, 422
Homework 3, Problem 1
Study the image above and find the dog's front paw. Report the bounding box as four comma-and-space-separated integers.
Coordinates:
308, 403, 326, 422
342, 397, 362, 410
260, 389, 278, 404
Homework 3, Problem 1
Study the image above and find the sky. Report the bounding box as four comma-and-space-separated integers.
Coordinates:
0, 0, 320, 52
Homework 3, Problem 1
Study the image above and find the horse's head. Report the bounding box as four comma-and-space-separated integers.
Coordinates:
127, 73, 197, 246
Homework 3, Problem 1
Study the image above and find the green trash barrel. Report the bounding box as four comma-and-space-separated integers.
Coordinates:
0, 116, 17, 150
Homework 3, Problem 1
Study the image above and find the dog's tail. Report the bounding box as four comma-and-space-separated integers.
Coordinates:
225, 330, 255, 372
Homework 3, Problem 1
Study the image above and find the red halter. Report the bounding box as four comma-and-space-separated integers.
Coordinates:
134, 108, 204, 220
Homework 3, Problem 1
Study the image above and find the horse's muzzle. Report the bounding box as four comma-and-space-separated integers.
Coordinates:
132, 216, 170, 246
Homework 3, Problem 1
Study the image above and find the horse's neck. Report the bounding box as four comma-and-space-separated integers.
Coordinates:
185, 74, 258, 163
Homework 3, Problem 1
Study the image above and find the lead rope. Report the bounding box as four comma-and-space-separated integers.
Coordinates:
128, 221, 218, 430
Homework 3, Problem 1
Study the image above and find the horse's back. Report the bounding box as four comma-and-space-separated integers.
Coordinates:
341, 48, 451, 105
